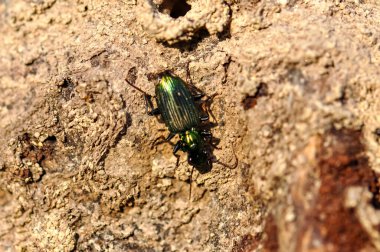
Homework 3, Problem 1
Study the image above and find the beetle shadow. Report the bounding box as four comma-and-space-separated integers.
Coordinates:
193, 112, 222, 174
194, 103, 239, 173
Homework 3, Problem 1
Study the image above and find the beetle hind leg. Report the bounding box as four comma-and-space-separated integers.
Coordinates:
143, 94, 161, 116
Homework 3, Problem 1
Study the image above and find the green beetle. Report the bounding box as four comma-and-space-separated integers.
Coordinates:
126, 71, 215, 170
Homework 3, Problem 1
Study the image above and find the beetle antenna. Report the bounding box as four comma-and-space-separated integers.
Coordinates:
214, 148, 238, 169
215, 158, 238, 169
125, 78, 152, 97
206, 93, 219, 124
189, 166, 194, 202
185, 62, 194, 87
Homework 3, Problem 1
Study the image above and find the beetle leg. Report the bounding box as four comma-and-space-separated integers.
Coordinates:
200, 130, 221, 150
208, 157, 212, 167
173, 141, 182, 167
197, 93, 218, 123
152, 132, 176, 148
165, 132, 176, 141
173, 141, 181, 153
206, 94, 218, 123
148, 108, 160, 116
200, 130, 212, 137
192, 93, 205, 101
143, 94, 161, 116
185, 62, 208, 99
209, 142, 221, 150
200, 115, 209, 122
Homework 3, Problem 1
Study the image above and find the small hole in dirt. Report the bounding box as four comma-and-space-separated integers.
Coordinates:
242, 95, 257, 110
61, 78, 75, 101
170, 0, 191, 18
374, 128, 380, 136
45, 135, 57, 144
241, 83, 268, 110
158, 0, 191, 19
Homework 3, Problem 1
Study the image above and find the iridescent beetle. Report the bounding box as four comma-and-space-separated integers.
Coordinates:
126, 70, 237, 197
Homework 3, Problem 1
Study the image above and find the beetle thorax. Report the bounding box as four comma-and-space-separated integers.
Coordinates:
180, 129, 202, 151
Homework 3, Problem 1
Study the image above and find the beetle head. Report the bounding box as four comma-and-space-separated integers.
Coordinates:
179, 128, 212, 172
180, 128, 202, 151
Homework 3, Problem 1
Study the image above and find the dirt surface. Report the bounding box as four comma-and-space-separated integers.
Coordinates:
1, 0, 380, 251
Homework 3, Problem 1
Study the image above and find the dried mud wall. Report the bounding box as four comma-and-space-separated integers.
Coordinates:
1, 0, 380, 251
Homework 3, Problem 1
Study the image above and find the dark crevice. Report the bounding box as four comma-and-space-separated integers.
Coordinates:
61, 78, 76, 101
369, 175, 380, 209
45, 135, 57, 144
170, 0, 191, 18
164, 28, 210, 52
217, 4, 232, 41
158, 0, 191, 18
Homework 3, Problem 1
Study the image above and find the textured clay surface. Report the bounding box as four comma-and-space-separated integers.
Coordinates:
1, 0, 380, 251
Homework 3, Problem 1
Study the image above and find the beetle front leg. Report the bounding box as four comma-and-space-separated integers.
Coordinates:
173, 140, 182, 167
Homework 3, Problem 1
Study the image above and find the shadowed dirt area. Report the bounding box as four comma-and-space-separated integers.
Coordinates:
1, 0, 380, 251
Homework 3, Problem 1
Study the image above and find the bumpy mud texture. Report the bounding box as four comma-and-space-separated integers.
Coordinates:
2, 1, 380, 251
